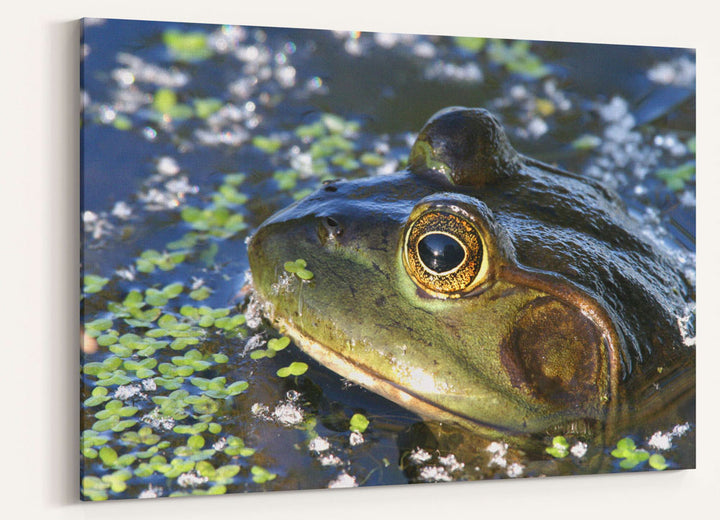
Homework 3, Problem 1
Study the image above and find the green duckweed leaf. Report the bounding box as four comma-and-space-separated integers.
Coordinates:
284, 259, 314, 280
214, 314, 245, 330
250, 349, 275, 359
226, 381, 249, 395
163, 30, 212, 61
174, 423, 208, 435
190, 286, 212, 301
83, 447, 98, 459
359, 152, 386, 167
656, 161, 695, 191
152, 88, 177, 114
273, 169, 299, 191
162, 282, 184, 298
97, 334, 119, 347
545, 436, 570, 458
99, 446, 118, 467
611, 437, 637, 458
612, 436, 650, 469
649, 454, 668, 470
194, 98, 223, 119
277, 362, 308, 378
170, 337, 200, 350
188, 435, 205, 449
84, 274, 110, 294
349, 413, 369, 433
454, 36, 486, 52
252, 135, 283, 153
572, 134, 602, 150
267, 336, 290, 351
214, 465, 240, 484
296, 268, 314, 280
251, 465, 277, 484
134, 463, 154, 478
86, 318, 113, 332
113, 114, 132, 130
619, 450, 650, 469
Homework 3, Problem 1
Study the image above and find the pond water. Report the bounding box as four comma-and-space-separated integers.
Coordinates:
80, 18, 695, 500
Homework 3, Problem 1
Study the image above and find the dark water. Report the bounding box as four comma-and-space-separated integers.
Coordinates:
80, 18, 695, 499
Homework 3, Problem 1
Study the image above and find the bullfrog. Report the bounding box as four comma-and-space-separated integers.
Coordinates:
247, 107, 695, 438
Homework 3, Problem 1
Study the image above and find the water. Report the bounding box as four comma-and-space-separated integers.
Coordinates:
80, 18, 695, 499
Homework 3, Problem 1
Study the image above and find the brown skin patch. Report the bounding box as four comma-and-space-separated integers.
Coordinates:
502, 297, 604, 407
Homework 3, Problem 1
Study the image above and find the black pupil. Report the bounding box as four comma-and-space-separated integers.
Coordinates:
417, 233, 465, 274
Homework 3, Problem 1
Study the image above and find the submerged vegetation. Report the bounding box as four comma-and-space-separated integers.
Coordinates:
81, 20, 695, 499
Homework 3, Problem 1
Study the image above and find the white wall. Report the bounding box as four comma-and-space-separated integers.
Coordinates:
1, 1, 718, 519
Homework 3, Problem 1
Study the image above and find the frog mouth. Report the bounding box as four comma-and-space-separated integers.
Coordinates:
261, 307, 532, 437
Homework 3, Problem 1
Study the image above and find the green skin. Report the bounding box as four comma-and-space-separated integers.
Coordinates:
248, 107, 694, 437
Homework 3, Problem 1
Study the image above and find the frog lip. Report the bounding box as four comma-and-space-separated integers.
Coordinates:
268, 312, 521, 436
248, 282, 541, 436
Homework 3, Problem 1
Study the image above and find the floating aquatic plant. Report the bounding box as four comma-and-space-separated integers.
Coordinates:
611, 437, 650, 469
163, 29, 213, 61
655, 161, 695, 191
454, 36, 486, 52
284, 258, 314, 280
349, 413, 369, 433
277, 361, 309, 378
83, 274, 110, 294
545, 436, 569, 458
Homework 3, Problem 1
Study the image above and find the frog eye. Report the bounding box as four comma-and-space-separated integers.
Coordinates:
404, 210, 488, 297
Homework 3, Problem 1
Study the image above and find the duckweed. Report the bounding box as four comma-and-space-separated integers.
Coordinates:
251, 465, 277, 484
656, 161, 695, 191
545, 436, 569, 458
454, 36, 486, 52
163, 29, 213, 61
224, 436, 255, 457
250, 348, 276, 360
189, 286, 212, 300
572, 134, 602, 150
84, 274, 110, 294
194, 98, 223, 119
487, 39, 550, 78
252, 135, 283, 153
649, 454, 668, 470
611, 437, 650, 469
277, 362, 309, 377
181, 206, 247, 238
359, 152, 386, 167
273, 169, 299, 191
284, 258, 314, 280
267, 336, 290, 351
136, 249, 187, 273
349, 413, 369, 433
153, 89, 194, 120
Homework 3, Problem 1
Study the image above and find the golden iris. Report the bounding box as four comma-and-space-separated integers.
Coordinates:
404, 211, 485, 296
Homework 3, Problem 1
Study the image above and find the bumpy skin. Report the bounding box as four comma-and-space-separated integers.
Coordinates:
248, 107, 694, 435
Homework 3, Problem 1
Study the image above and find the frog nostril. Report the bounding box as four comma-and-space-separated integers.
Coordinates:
320, 216, 343, 238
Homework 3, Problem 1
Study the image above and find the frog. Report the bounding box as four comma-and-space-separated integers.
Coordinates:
247, 107, 695, 438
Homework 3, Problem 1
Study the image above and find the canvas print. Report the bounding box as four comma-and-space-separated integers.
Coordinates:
80, 18, 696, 500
